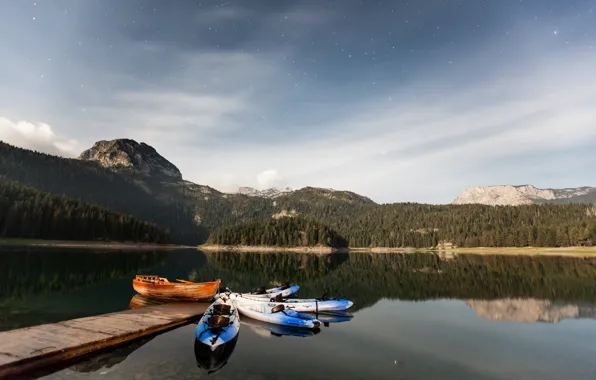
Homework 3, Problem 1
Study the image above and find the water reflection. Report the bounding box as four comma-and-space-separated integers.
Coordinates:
14, 248, 596, 380
4, 248, 596, 332
194, 334, 239, 374
466, 298, 596, 323
68, 336, 155, 373
241, 317, 321, 338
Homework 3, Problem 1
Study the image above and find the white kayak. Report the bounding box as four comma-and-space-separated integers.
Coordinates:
230, 292, 353, 312
234, 301, 321, 329
239, 282, 299, 299
195, 294, 240, 351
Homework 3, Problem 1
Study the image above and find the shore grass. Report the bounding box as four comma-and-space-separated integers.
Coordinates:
0, 238, 192, 250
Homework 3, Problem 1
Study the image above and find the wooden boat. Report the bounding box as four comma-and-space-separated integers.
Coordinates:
132, 275, 221, 301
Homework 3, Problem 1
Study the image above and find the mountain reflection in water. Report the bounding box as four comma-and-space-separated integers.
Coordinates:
466, 298, 596, 323
8, 248, 595, 380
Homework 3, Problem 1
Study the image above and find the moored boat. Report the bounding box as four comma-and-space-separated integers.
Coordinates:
132, 275, 220, 301
238, 282, 299, 299
234, 301, 320, 329
195, 293, 240, 351
232, 292, 353, 312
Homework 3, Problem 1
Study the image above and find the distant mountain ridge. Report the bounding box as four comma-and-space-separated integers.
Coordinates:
452, 185, 596, 206
237, 186, 293, 198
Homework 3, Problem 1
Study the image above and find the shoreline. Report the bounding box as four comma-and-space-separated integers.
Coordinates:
0, 238, 193, 250
198, 244, 344, 253
198, 244, 596, 257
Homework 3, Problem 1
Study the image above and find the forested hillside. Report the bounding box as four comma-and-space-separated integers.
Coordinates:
208, 203, 596, 248
0, 178, 169, 242
3, 140, 596, 248
206, 217, 348, 248
0, 142, 206, 244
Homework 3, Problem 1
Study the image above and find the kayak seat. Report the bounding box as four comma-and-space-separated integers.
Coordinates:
271, 305, 285, 313
255, 286, 267, 295
280, 281, 290, 290
271, 294, 284, 302
212, 304, 232, 315
207, 315, 231, 328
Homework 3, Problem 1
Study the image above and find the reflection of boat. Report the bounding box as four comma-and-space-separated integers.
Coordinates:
129, 294, 172, 309
69, 336, 154, 372
194, 334, 238, 374
235, 302, 320, 329
241, 316, 320, 338
196, 294, 240, 351
230, 292, 353, 312
132, 275, 220, 301
309, 310, 354, 324
237, 282, 299, 299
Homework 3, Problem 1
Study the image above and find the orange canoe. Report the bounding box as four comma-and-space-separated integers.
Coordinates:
132, 275, 221, 301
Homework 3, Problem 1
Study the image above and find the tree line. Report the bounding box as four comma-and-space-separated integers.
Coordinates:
0, 178, 170, 242
207, 201, 596, 248
206, 217, 348, 248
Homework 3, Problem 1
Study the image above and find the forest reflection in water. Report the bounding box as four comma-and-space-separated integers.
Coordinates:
2, 247, 596, 330
3, 247, 596, 379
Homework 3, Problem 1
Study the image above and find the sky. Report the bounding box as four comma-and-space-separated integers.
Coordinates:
0, 0, 595, 204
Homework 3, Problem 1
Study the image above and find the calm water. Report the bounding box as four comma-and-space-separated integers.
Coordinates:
2, 247, 596, 379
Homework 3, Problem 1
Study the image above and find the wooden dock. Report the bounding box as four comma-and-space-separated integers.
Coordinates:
0, 302, 208, 378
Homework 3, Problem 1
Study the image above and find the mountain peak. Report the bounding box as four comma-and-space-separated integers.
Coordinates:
78, 139, 182, 180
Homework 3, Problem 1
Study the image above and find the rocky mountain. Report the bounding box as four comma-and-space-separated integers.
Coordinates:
78, 139, 182, 180
452, 185, 596, 206
237, 186, 293, 198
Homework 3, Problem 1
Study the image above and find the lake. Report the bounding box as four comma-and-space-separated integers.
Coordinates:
2, 247, 596, 379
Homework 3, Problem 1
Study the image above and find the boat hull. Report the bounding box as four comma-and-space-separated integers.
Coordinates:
132, 277, 220, 301
196, 295, 240, 351
235, 301, 320, 329
240, 284, 299, 299
232, 293, 353, 312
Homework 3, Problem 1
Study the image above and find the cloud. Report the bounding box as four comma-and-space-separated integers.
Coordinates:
257, 169, 286, 189
79, 49, 288, 149
2, 1, 594, 205
187, 42, 596, 203
0, 117, 79, 157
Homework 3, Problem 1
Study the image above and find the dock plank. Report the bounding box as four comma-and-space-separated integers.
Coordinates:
0, 302, 208, 378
